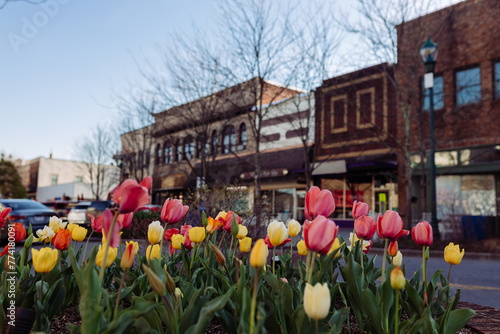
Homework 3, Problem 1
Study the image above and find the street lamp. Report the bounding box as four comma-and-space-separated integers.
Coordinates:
420, 37, 440, 241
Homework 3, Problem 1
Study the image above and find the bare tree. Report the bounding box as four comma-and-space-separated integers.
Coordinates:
75, 124, 118, 200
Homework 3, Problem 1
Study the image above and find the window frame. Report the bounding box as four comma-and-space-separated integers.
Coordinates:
238, 123, 247, 151
455, 65, 482, 106
222, 125, 235, 154
184, 135, 194, 160
164, 142, 172, 164
422, 74, 444, 111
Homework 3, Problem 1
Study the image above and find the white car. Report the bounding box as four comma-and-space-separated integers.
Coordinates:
67, 201, 91, 226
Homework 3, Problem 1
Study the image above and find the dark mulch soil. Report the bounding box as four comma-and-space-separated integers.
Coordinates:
50, 305, 80, 333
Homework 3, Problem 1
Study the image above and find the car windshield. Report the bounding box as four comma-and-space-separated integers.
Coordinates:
0, 201, 48, 211
90, 202, 110, 211
73, 205, 89, 210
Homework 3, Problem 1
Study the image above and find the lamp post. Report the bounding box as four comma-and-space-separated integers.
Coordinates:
420, 37, 440, 241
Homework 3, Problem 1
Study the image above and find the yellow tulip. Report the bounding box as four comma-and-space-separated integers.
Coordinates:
71, 225, 88, 242
393, 251, 403, 266
126, 240, 140, 253
31, 247, 58, 273
67, 223, 76, 233
236, 225, 248, 239
288, 219, 301, 238
444, 242, 464, 265
33, 226, 55, 243
121, 241, 139, 269
347, 232, 371, 252
249, 239, 268, 269
303, 283, 331, 320
175, 287, 183, 301
146, 244, 161, 261
297, 240, 307, 256
49, 216, 67, 233
327, 238, 342, 257
96, 245, 118, 268
267, 220, 288, 247
390, 266, 405, 290
215, 211, 227, 221
171, 234, 185, 250
188, 227, 206, 243
148, 221, 164, 244
239, 237, 252, 253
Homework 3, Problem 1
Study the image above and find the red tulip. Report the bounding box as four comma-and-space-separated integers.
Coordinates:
139, 176, 152, 191
183, 232, 193, 251
180, 224, 192, 235
305, 186, 335, 220
363, 240, 373, 254
0, 245, 8, 257
352, 200, 369, 219
280, 238, 292, 246
354, 215, 377, 240
90, 214, 102, 233
303, 215, 339, 255
222, 211, 241, 232
117, 213, 133, 229
388, 240, 399, 257
377, 210, 409, 241
113, 179, 150, 213
0, 207, 12, 228
161, 199, 189, 224
264, 235, 274, 249
53, 228, 72, 251
164, 228, 180, 242
13, 223, 26, 242
101, 209, 121, 248
412, 221, 433, 247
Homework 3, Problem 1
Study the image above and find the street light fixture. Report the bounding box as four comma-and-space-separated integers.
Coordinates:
420, 37, 440, 241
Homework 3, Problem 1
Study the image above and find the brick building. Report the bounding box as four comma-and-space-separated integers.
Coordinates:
396, 0, 500, 234
314, 63, 398, 219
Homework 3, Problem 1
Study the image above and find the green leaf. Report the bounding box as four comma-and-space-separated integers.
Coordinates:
69, 243, 83, 291
443, 308, 475, 334
405, 280, 424, 316
185, 287, 234, 334
102, 301, 158, 334
328, 307, 349, 334
362, 288, 384, 334
80, 247, 101, 334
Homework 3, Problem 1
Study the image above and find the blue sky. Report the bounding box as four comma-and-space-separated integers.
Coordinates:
0, 0, 460, 162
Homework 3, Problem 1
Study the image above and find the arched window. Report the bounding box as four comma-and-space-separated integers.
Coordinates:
164, 142, 172, 164
184, 135, 194, 160
222, 125, 235, 154
174, 139, 182, 162
238, 123, 247, 151
211, 130, 219, 156
156, 144, 161, 165
196, 135, 209, 159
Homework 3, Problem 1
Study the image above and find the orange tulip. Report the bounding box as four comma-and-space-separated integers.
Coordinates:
388, 240, 399, 257
53, 228, 72, 250
13, 223, 26, 242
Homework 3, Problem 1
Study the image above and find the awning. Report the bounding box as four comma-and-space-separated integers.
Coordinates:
312, 160, 346, 175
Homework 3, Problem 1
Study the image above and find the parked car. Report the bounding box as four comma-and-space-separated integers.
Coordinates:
136, 204, 162, 213
0, 199, 55, 244
42, 200, 78, 220
67, 200, 112, 228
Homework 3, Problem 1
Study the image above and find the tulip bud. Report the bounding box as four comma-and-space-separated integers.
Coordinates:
390, 266, 405, 290
288, 219, 301, 238
393, 251, 403, 266
239, 237, 252, 253
174, 287, 183, 301
388, 241, 399, 257
297, 240, 307, 256
23, 234, 34, 249
121, 242, 138, 269
303, 283, 331, 320
211, 243, 226, 265
142, 264, 166, 296
249, 239, 268, 269
444, 242, 464, 265
164, 269, 176, 294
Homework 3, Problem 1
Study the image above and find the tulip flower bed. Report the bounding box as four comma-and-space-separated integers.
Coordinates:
0, 179, 475, 334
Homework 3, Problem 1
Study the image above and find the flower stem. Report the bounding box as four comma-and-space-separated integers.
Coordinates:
159, 221, 167, 260
308, 252, 316, 283
447, 263, 452, 284
360, 238, 364, 270
249, 268, 259, 334
315, 319, 319, 334
272, 247, 276, 275
422, 246, 426, 289
40, 273, 44, 304
395, 290, 400, 334
98, 211, 119, 284
114, 269, 126, 317
382, 239, 388, 283
82, 230, 94, 264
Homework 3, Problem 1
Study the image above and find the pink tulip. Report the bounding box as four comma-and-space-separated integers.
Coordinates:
183, 232, 193, 251
139, 176, 152, 191
352, 200, 369, 219
388, 240, 399, 257
161, 199, 189, 224
101, 209, 121, 248
0, 207, 12, 227
222, 211, 241, 232
303, 215, 339, 255
90, 214, 102, 233
305, 186, 335, 220
412, 221, 433, 247
377, 210, 409, 241
180, 224, 192, 235
354, 215, 377, 239
113, 179, 150, 213
117, 213, 133, 229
